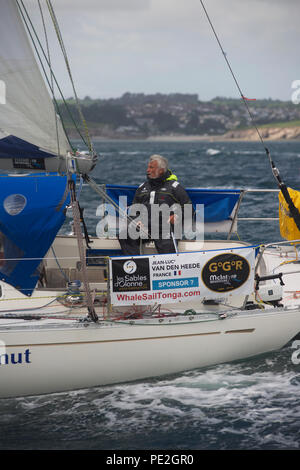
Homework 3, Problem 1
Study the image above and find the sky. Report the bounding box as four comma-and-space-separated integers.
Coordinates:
26, 0, 300, 102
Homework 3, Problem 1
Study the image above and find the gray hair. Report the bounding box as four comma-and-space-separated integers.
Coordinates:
149, 154, 168, 171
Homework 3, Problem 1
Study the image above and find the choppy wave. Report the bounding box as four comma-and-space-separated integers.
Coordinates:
0, 343, 299, 450
206, 148, 222, 156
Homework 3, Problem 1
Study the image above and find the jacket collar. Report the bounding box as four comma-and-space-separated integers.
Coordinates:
147, 169, 178, 187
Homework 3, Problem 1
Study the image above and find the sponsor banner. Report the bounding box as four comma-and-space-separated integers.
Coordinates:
109, 247, 256, 306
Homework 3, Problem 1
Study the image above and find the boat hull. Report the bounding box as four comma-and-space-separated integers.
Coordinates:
0, 308, 299, 398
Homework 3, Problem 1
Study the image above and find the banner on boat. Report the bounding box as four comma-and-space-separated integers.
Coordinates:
109, 247, 256, 306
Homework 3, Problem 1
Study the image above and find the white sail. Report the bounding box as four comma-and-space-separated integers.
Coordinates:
0, 0, 71, 167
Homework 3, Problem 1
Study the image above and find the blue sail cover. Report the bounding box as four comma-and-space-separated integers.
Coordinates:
186, 187, 241, 222
0, 136, 56, 165
0, 173, 71, 295
105, 184, 241, 223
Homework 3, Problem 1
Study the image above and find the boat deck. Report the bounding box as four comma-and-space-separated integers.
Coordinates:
1, 238, 300, 331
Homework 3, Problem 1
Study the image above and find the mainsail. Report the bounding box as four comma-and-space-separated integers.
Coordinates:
0, 0, 71, 171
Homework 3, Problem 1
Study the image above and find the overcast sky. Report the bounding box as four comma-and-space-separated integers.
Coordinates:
27, 0, 300, 102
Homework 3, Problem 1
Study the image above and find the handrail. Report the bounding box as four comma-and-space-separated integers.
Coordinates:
255, 239, 300, 275
244, 189, 279, 192
228, 188, 280, 239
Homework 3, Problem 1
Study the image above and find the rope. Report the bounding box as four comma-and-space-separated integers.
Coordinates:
199, 0, 300, 232
50, 246, 70, 283
85, 176, 150, 240
16, 0, 90, 152
199, 0, 268, 152
69, 179, 98, 322
37, 0, 60, 158
45, 0, 94, 154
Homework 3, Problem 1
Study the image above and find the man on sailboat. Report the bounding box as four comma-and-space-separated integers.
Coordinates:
118, 154, 194, 255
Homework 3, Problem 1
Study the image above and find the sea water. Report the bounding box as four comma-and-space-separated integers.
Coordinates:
0, 140, 299, 450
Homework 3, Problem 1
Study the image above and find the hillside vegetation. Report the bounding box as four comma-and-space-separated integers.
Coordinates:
57, 93, 300, 140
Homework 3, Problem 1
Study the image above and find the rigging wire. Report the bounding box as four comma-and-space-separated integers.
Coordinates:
45, 0, 94, 154
16, 0, 87, 152
37, 0, 60, 159
199, 0, 300, 232
16, 0, 75, 151
199, 0, 267, 151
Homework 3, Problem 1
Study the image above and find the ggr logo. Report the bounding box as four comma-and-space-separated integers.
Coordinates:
0, 80, 6, 104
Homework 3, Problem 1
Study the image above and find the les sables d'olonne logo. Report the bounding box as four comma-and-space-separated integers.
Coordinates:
112, 258, 150, 292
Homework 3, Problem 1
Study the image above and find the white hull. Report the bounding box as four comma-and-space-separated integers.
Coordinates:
1, 307, 300, 398
1, 1, 299, 401
1, 235, 300, 398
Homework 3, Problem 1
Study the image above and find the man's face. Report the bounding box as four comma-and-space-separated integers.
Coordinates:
147, 160, 164, 179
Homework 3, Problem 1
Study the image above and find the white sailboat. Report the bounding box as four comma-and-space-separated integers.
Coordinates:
0, 0, 300, 399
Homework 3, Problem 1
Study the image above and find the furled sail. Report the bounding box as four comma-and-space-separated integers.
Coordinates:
0, 172, 72, 295
0, 0, 71, 171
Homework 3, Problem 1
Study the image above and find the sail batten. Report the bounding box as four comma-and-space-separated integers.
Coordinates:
0, 0, 71, 169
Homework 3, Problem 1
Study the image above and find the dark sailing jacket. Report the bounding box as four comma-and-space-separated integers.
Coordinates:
129, 169, 194, 237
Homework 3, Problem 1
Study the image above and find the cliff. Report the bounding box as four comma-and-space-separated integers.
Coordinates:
223, 126, 300, 141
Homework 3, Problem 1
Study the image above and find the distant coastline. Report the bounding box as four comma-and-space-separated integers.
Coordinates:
89, 126, 300, 142
61, 93, 300, 142
221, 125, 300, 142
